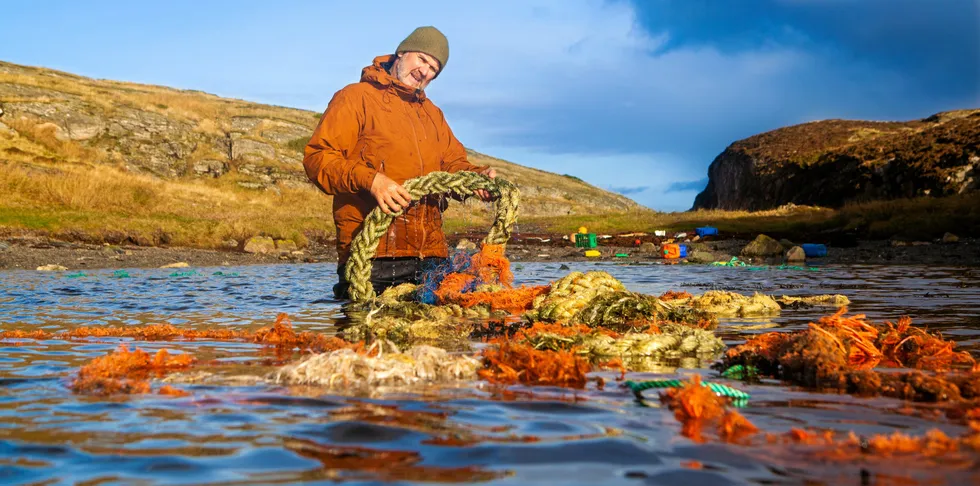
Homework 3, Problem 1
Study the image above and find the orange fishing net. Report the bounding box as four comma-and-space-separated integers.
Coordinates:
2, 324, 245, 342
658, 377, 980, 478
3, 313, 357, 358
659, 375, 758, 443
71, 344, 194, 396
453, 285, 551, 314
721, 307, 980, 402
659, 290, 693, 301
433, 273, 476, 304
479, 341, 591, 388
470, 244, 514, 287
431, 244, 549, 313
254, 313, 361, 360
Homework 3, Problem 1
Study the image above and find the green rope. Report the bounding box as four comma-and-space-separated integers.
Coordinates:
710, 257, 746, 267
345, 171, 520, 302
168, 270, 199, 278
624, 379, 750, 401
720, 364, 760, 380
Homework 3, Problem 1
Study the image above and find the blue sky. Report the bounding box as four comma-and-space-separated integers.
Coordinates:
2, 0, 977, 211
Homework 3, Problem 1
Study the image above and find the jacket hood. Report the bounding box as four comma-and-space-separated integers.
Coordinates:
361, 54, 428, 102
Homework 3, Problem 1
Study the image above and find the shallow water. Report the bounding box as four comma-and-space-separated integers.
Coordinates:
1, 262, 979, 484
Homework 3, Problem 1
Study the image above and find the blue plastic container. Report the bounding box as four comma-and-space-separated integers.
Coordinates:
801, 243, 827, 258
679, 244, 688, 258
696, 226, 718, 237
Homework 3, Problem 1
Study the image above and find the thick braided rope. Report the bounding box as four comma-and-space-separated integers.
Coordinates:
345, 171, 520, 302
624, 379, 750, 400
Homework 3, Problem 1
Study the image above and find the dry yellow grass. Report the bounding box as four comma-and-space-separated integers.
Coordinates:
0, 144, 334, 248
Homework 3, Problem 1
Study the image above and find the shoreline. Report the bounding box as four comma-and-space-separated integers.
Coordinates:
1, 234, 977, 272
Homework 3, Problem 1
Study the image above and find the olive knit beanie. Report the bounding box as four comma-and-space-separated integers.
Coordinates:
396, 26, 449, 70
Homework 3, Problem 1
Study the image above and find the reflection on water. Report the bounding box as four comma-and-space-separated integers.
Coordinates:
1, 262, 978, 484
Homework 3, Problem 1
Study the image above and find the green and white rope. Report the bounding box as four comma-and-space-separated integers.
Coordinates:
624, 379, 751, 401
345, 171, 520, 302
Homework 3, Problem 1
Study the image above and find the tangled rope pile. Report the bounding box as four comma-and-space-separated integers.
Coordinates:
320, 171, 863, 385
345, 171, 520, 302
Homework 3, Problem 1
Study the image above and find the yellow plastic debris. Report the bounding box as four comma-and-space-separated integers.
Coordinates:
584, 250, 601, 257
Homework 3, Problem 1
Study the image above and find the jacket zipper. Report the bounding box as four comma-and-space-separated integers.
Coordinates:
407, 101, 427, 258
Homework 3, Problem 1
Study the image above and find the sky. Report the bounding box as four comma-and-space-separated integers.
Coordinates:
2, 0, 978, 211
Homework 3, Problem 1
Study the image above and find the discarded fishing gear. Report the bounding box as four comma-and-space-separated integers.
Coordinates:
625, 379, 751, 401
717, 307, 980, 403
270, 342, 481, 389
345, 171, 520, 302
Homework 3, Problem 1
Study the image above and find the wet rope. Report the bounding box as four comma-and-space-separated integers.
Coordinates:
624, 379, 751, 401
345, 171, 520, 302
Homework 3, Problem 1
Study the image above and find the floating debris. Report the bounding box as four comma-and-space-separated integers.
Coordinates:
524, 271, 626, 323
71, 344, 195, 396
658, 375, 758, 443
479, 341, 591, 388
270, 344, 480, 389
688, 291, 782, 318
718, 308, 980, 402
778, 294, 850, 308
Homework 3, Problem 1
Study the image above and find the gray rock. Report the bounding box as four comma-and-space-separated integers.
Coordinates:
779, 238, 795, 249
244, 236, 276, 254
0, 242, 9, 252
63, 113, 105, 140
687, 250, 716, 263
37, 264, 68, 271
639, 242, 658, 253
741, 234, 784, 257
34, 122, 70, 141
232, 138, 275, 162
193, 159, 229, 178
100, 245, 124, 257
221, 239, 239, 249
785, 246, 807, 262
231, 116, 264, 132
258, 121, 310, 144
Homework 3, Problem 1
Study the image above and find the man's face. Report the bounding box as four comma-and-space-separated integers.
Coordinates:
393, 51, 440, 90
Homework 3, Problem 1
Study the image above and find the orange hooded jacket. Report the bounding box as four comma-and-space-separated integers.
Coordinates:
303, 55, 488, 266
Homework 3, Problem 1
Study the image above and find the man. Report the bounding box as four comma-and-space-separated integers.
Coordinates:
303, 26, 497, 299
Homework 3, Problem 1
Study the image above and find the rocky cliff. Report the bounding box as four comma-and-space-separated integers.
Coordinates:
0, 60, 641, 216
693, 110, 980, 210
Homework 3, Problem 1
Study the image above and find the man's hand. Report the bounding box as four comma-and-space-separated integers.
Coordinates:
370, 173, 413, 215
475, 167, 497, 201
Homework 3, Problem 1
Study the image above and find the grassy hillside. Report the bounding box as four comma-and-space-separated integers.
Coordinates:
694, 109, 980, 210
